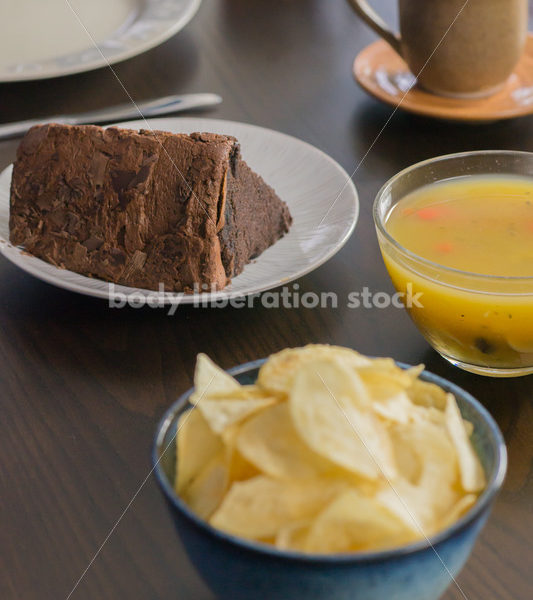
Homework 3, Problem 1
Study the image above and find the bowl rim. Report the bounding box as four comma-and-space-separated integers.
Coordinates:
152, 357, 507, 564
373, 149, 533, 285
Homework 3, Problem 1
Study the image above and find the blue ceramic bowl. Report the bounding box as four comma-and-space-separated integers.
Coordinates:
152, 360, 507, 600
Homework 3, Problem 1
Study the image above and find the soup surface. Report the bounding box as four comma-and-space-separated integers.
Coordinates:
385, 175, 533, 277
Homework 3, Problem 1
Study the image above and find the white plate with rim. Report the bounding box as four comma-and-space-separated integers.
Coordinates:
0, 0, 201, 82
0, 117, 359, 305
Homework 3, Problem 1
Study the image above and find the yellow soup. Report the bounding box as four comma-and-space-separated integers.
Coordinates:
383, 175, 533, 373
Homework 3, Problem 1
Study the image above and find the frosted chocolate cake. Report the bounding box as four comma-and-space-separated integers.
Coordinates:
9, 124, 292, 292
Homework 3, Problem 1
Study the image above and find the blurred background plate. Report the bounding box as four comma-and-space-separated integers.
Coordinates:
0, 117, 359, 305
0, 0, 201, 82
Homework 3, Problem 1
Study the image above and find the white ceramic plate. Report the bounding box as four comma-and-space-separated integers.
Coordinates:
0, 117, 359, 305
0, 0, 201, 82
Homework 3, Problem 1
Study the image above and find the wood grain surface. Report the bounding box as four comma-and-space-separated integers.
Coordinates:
1, 1, 532, 599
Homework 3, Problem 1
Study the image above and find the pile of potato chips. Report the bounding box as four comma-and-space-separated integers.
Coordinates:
175, 345, 486, 554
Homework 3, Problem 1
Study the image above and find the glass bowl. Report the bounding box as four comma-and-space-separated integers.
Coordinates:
374, 150, 533, 377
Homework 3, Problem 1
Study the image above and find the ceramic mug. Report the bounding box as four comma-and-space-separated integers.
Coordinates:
347, 0, 528, 97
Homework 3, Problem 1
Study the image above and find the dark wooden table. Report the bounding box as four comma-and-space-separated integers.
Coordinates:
1, 1, 532, 599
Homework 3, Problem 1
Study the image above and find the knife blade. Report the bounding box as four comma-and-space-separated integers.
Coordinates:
0, 93, 222, 140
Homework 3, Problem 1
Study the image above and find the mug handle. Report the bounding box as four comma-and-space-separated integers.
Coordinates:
346, 0, 403, 56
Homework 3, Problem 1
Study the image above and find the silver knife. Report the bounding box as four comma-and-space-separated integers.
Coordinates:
0, 93, 223, 140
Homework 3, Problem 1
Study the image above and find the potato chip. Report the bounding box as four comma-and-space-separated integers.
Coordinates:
257, 345, 371, 396
191, 356, 279, 434
359, 368, 410, 395
305, 489, 417, 553
191, 353, 240, 403
388, 424, 423, 484
225, 444, 260, 483
408, 378, 448, 410
379, 421, 459, 530
236, 403, 333, 479
405, 364, 425, 380
375, 480, 425, 532
197, 394, 276, 435
373, 391, 415, 424
358, 364, 415, 424
445, 394, 486, 492
182, 451, 229, 520
463, 419, 474, 437
220, 422, 240, 447
412, 423, 459, 520
290, 359, 396, 480
358, 358, 413, 388
175, 408, 223, 494
275, 520, 311, 552
210, 476, 345, 539
214, 385, 274, 401
438, 494, 477, 531
410, 404, 447, 428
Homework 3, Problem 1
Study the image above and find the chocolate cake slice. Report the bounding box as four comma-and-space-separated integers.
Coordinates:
9, 124, 292, 292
